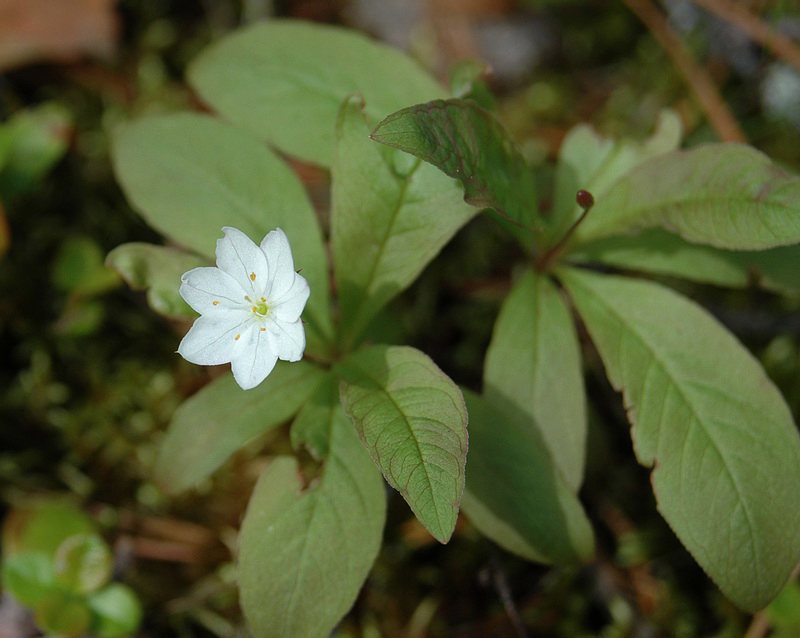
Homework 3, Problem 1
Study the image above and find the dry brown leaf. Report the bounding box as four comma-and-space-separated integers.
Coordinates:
0, 0, 118, 71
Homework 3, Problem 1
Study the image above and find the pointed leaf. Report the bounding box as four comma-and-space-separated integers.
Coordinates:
572, 229, 800, 295
550, 111, 681, 245
484, 269, 586, 491
574, 144, 800, 250
155, 362, 326, 493
106, 243, 205, 318
188, 19, 444, 167
239, 408, 386, 638
461, 391, 594, 564
332, 95, 475, 348
337, 345, 468, 543
371, 98, 538, 244
112, 113, 333, 349
560, 267, 800, 611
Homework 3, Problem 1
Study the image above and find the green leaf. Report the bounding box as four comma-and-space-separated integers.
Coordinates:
573, 144, 800, 251
572, 229, 800, 295
448, 60, 496, 111
337, 345, 468, 543
112, 112, 333, 349
331, 95, 476, 348
2, 552, 56, 606
371, 98, 538, 244
34, 592, 92, 637
559, 267, 800, 611
484, 269, 586, 491
3, 499, 94, 557
290, 374, 339, 460
52, 237, 120, 297
53, 533, 112, 595
87, 584, 143, 638
155, 362, 326, 493
106, 243, 206, 318
0, 102, 71, 201
550, 111, 681, 245
238, 407, 386, 638
461, 391, 594, 564
188, 19, 444, 167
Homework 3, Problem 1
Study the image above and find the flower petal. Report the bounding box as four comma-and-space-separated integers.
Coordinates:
216, 227, 269, 297
266, 318, 306, 362
180, 266, 246, 315
260, 228, 296, 299
177, 312, 251, 365
272, 272, 310, 323
230, 327, 279, 390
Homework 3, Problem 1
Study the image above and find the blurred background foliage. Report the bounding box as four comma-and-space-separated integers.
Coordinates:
1, 0, 800, 636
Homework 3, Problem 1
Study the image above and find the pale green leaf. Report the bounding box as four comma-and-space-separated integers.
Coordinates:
337, 345, 468, 543
560, 267, 800, 611
239, 408, 386, 638
572, 229, 800, 295
188, 19, 444, 167
53, 533, 112, 595
87, 584, 142, 638
331, 95, 476, 349
106, 243, 206, 318
461, 391, 594, 564
155, 362, 326, 493
112, 113, 333, 349
1, 553, 55, 606
573, 144, 800, 250
371, 98, 537, 244
484, 269, 586, 491
550, 111, 681, 245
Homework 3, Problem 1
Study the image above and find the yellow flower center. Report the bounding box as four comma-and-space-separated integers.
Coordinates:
246, 295, 270, 317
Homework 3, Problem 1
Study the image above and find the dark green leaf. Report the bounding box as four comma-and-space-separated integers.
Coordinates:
331, 95, 476, 348
560, 267, 800, 611
461, 391, 594, 564
484, 269, 586, 491
338, 345, 468, 543
188, 19, 444, 166
371, 98, 538, 244
155, 362, 326, 493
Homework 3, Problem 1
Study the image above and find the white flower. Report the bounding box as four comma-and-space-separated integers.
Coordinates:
177, 226, 310, 390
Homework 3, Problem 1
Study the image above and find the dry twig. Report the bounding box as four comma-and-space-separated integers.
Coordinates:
621, 0, 747, 142
689, 0, 800, 73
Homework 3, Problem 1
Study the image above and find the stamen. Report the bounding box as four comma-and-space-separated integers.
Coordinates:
260, 327, 266, 332
212, 300, 219, 306
261, 297, 266, 302
235, 334, 241, 341
250, 272, 256, 281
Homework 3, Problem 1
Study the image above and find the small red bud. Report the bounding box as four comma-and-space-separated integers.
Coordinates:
576, 189, 595, 210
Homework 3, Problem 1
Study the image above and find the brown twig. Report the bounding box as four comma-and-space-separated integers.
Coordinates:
621, 0, 747, 142
688, 0, 800, 73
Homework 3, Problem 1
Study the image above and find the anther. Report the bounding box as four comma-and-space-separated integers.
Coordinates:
212, 300, 219, 306
235, 334, 241, 341
250, 272, 256, 281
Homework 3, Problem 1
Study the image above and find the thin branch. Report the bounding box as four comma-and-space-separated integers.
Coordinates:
689, 0, 800, 73
621, 0, 747, 142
